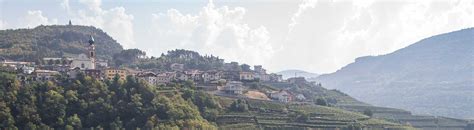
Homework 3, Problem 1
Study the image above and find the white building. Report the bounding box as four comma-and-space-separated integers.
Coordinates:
137, 72, 158, 85
295, 94, 306, 101
20, 65, 35, 74
170, 63, 184, 71
202, 70, 222, 82
223, 81, 244, 95
270, 90, 292, 103
71, 54, 95, 70
71, 35, 96, 70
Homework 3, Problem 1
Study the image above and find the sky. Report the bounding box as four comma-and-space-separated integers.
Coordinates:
1, 0, 473, 74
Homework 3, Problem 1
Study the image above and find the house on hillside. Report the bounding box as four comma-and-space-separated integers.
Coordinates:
105, 68, 128, 80
96, 59, 108, 68
254, 65, 266, 74
67, 67, 81, 79
156, 72, 176, 85
137, 72, 157, 85
255, 73, 271, 82
239, 71, 255, 81
170, 63, 184, 71
20, 65, 35, 74
287, 77, 306, 84
295, 94, 306, 101
185, 70, 203, 81
34, 70, 60, 81
175, 71, 189, 81
85, 69, 102, 79
270, 90, 293, 103
202, 70, 222, 82
269, 74, 283, 82
222, 71, 240, 81
223, 62, 239, 71
223, 81, 244, 95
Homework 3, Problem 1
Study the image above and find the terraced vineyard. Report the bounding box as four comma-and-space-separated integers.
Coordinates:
338, 105, 474, 130
217, 98, 414, 130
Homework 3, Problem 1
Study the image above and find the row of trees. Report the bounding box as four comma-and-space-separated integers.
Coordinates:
127, 49, 225, 71
0, 71, 220, 129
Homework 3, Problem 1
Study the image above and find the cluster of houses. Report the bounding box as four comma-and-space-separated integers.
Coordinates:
1, 35, 311, 103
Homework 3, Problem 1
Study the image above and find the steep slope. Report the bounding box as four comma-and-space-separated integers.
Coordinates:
276, 69, 319, 79
315, 28, 474, 119
0, 25, 123, 62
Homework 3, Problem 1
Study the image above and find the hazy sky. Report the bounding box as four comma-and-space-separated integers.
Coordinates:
1, 0, 473, 74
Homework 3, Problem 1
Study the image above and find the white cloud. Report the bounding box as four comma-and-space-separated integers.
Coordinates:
149, 1, 273, 66
23, 10, 58, 28
60, 0, 70, 13
79, 0, 102, 14
271, 0, 474, 73
288, 0, 317, 34
67, 0, 136, 49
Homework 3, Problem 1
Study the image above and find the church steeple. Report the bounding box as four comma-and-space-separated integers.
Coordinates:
88, 35, 95, 45
88, 35, 96, 69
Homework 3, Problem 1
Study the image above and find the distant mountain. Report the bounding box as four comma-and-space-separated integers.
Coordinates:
276, 69, 319, 79
0, 25, 124, 62
314, 28, 474, 119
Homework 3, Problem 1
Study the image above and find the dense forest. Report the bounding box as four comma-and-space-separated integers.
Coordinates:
0, 25, 123, 62
0, 71, 222, 129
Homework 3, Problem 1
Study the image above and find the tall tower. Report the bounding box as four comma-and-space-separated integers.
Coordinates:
88, 35, 96, 69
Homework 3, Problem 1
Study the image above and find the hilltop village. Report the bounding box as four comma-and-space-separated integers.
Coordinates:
0, 35, 313, 103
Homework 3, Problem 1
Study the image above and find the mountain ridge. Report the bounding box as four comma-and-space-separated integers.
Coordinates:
314, 27, 474, 119
276, 69, 319, 79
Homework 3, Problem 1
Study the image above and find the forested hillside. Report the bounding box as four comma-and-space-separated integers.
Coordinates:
0, 25, 123, 62
0, 71, 217, 129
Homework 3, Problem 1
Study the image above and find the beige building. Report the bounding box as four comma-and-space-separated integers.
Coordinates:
239, 71, 255, 81
105, 68, 128, 80
34, 70, 60, 81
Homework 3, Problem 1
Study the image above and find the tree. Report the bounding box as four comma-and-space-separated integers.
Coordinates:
113, 49, 147, 66
0, 100, 16, 129
66, 114, 82, 129
363, 109, 373, 117
315, 98, 328, 106
39, 90, 67, 127
230, 99, 248, 112
240, 64, 251, 72
290, 111, 309, 123
12, 84, 41, 128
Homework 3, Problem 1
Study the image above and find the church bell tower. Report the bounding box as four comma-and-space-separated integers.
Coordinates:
88, 35, 96, 69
